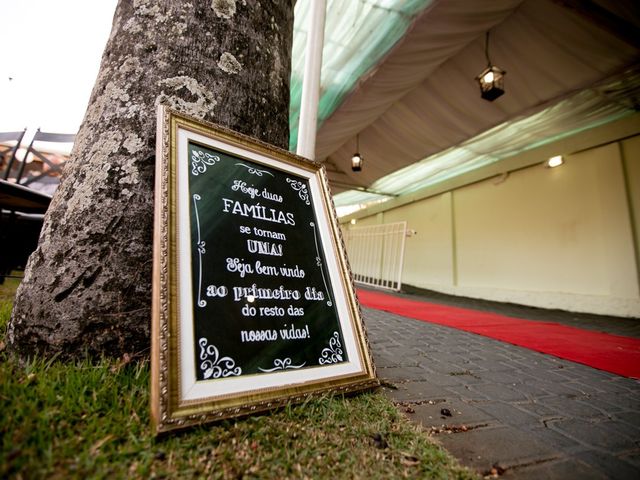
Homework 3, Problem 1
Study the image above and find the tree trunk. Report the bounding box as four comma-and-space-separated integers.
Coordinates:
8, 0, 294, 360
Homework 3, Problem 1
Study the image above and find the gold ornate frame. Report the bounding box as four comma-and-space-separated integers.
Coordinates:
151, 106, 378, 434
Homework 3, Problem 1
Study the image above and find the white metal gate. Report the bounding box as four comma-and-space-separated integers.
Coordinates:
342, 221, 407, 291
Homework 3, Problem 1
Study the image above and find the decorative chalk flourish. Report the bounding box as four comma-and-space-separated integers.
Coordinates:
319, 332, 344, 365
310, 222, 333, 306
199, 337, 242, 379
193, 194, 206, 307
191, 150, 220, 176
235, 162, 274, 177
258, 358, 306, 373
286, 178, 310, 205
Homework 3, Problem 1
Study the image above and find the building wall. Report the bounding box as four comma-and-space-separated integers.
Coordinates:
622, 135, 640, 278
342, 118, 640, 317
383, 192, 455, 288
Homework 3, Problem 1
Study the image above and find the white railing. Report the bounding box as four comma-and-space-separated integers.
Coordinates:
342, 221, 407, 291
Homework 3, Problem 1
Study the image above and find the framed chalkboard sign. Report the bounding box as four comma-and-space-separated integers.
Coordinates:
151, 106, 378, 434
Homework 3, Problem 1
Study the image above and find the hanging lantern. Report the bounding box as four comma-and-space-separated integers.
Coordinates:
476, 32, 506, 101
351, 153, 363, 171
476, 65, 506, 101
352, 134, 363, 172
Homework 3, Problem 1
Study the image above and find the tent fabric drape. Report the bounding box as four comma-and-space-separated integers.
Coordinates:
290, 0, 640, 208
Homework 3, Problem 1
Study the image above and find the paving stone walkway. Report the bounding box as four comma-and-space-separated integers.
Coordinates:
363, 303, 640, 479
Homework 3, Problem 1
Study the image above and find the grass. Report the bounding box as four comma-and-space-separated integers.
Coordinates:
0, 285, 476, 479
0, 275, 21, 303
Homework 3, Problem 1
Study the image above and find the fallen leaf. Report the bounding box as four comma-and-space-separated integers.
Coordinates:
90, 434, 115, 456
110, 353, 133, 373
400, 453, 420, 466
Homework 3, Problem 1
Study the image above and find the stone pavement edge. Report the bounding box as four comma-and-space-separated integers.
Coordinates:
362, 306, 640, 479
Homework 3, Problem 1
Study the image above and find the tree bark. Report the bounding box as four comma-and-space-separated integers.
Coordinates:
8, 0, 294, 359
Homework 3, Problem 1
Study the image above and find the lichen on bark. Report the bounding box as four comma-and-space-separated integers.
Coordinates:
211, 0, 237, 19
217, 52, 243, 74
8, 0, 294, 360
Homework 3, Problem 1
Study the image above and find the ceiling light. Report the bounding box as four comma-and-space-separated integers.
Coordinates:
546, 155, 564, 168
476, 31, 506, 101
352, 134, 363, 172
351, 153, 363, 171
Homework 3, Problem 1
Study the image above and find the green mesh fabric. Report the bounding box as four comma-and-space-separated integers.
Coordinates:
291, 2, 639, 215
332, 87, 636, 210
289, 0, 434, 150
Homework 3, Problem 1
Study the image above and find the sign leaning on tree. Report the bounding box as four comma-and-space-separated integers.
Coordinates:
151, 106, 378, 433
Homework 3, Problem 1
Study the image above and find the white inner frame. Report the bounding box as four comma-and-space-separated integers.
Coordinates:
176, 127, 365, 403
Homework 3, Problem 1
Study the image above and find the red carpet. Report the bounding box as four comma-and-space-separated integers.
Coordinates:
357, 289, 640, 379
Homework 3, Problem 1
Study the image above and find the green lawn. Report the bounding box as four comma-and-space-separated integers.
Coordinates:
0, 285, 476, 479
0, 275, 21, 303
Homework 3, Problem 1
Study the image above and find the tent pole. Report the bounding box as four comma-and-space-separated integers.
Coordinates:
296, 0, 326, 161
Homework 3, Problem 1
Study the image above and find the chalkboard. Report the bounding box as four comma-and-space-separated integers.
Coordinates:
151, 107, 378, 434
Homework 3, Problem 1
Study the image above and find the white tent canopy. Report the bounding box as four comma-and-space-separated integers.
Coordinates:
290, 0, 640, 209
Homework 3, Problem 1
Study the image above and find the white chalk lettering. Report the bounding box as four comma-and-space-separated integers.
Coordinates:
280, 323, 310, 340
232, 284, 300, 302
230, 180, 283, 203
231, 180, 259, 199
255, 260, 279, 276
221, 198, 295, 226
247, 239, 283, 257
304, 286, 325, 301
240, 329, 278, 342
259, 306, 285, 316
226, 257, 253, 278
261, 188, 282, 203
252, 227, 286, 241
287, 304, 304, 316
206, 285, 228, 297
279, 264, 305, 278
